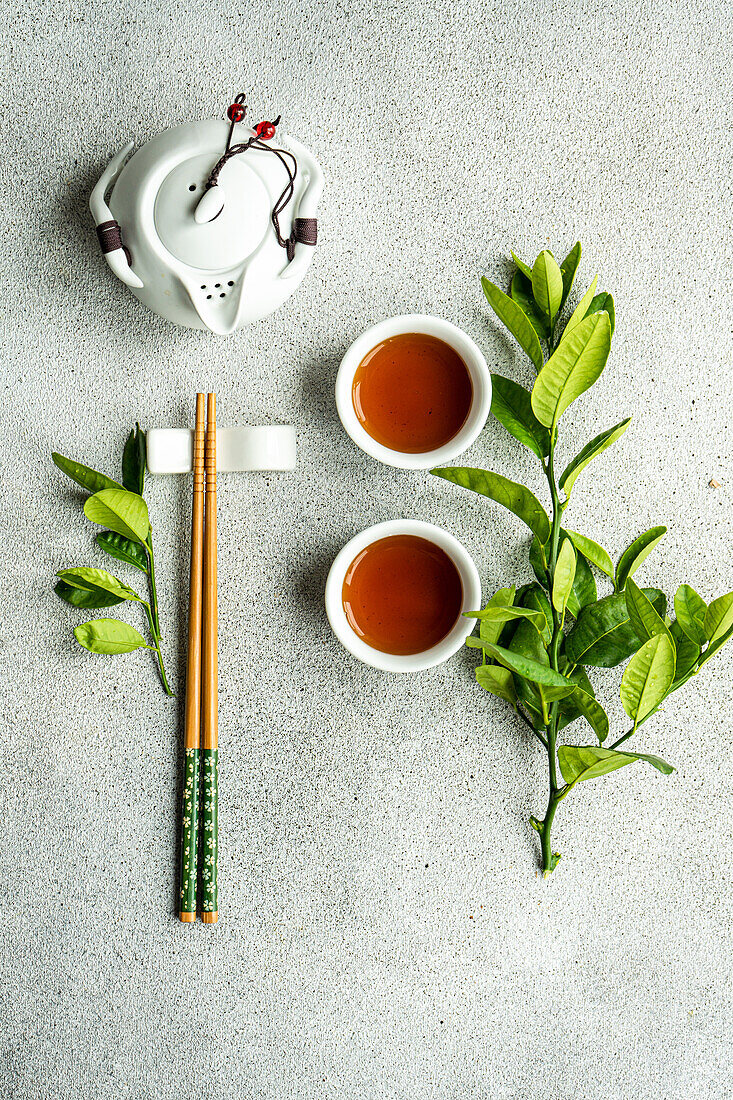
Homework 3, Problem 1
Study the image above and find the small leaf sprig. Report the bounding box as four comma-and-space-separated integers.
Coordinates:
432, 244, 733, 875
52, 426, 173, 696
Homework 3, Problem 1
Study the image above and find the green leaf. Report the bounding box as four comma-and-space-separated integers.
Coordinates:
510, 251, 534, 280
670, 620, 700, 682
51, 452, 123, 494
559, 241, 582, 307
564, 588, 667, 667
586, 292, 615, 334
490, 374, 550, 459
54, 580, 124, 609
56, 567, 144, 603
698, 623, 733, 667
74, 618, 149, 654
620, 633, 676, 725
615, 526, 667, 591
558, 418, 631, 496
531, 250, 564, 327
568, 564, 597, 619
122, 423, 146, 495
479, 586, 516, 646
529, 537, 549, 589
564, 540, 597, 618
509, 271, 550, 340
625, 578, 671, 643
560, 275, 598, 341
540, 682, 579, 703
494, 605, 524, 651
673, 584, 707, 646
557, 703, 584, 732
84, 489, 150, 545
564, 530, 614, 580
506, 620, 548, 717
556, 665, 597, 731
481, 641, 574, 691
466, 604, 548, 633
552, 538, 576, 614
530, 312, 612, 430
481, 278, 544, 372
476, 664, 516, 707
519, 584, 552, 646
558, 745, 674, 786
96, 531, 149, 573
704, 592, 733, 645
528, 538, 594, 620
506, 618, 548, 664
562, 660, 596, 694
570, 688, 609, 744
431, 467, 550, 543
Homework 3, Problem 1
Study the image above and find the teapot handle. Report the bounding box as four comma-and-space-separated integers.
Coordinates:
279, 136, 324, 283
90, 144, 144, 290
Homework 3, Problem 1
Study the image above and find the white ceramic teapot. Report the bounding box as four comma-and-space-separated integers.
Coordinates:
90, 98, 323, 334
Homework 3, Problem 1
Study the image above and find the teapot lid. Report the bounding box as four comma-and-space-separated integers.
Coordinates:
154, 153, 270, 271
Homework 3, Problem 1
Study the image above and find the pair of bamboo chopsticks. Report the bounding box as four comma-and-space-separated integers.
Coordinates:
179, 393, 219, 924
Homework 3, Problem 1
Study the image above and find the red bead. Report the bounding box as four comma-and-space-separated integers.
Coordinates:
227, 103, 245, 122
255, 121, 276, 140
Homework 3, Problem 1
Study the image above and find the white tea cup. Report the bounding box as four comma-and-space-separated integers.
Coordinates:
335, 314, 491, 470
325, 519, 481, 673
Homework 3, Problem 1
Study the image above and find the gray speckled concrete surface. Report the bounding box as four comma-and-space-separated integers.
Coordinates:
1, 0, 732, 1097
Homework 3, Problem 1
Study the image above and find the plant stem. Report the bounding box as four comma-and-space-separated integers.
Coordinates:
143, 599, 173, 697
141, 440, 171, 696
537, 421, 566, 875
517, 707, 548, 749
144, 533, 172, 695
540, 785, 561, 874
609, 677, 689, 750
610, 727, 635, 750
546, 441, 563, 574
538, 699, 562, 874
146, 533, 161, 637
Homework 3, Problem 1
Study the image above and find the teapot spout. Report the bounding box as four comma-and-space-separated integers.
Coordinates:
183, 273, 244, 335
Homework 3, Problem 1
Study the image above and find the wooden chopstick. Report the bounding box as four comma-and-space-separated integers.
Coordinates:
200, 392, 219, 923
179, 393, 205, 923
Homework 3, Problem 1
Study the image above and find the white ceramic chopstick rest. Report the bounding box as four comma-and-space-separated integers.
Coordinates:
147, 426, 296, 474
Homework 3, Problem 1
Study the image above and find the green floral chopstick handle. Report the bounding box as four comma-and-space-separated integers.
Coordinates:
179, 747, 200, 918
200, 748, 218, 917
200, 393, 218, 924
179, 393, 205, 923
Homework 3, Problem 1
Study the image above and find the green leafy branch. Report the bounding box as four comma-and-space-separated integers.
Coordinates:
52, 425, 173, 696
433, 244, 732, 876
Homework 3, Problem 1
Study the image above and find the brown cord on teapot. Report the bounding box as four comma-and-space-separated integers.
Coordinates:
204, 94, 317, 262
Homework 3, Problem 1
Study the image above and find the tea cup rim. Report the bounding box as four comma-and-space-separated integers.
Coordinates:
325, 519, 482, 673
335, 314, 492, 470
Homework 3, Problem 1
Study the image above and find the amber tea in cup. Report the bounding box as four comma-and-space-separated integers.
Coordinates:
351, 333, 473, 454
341, 534, 464, 655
